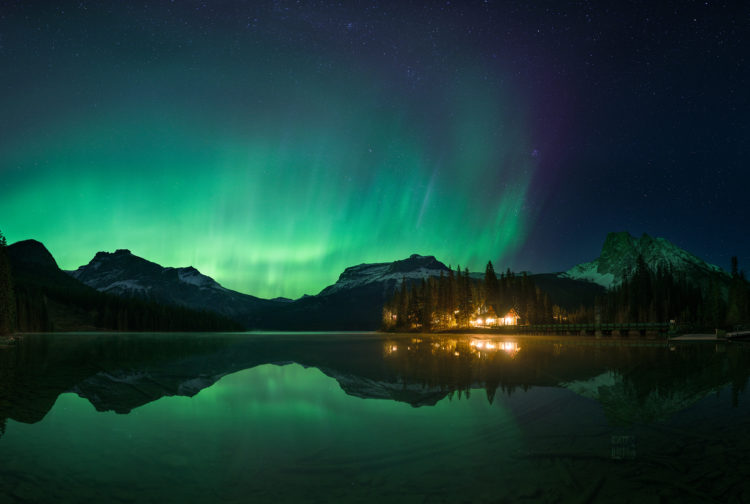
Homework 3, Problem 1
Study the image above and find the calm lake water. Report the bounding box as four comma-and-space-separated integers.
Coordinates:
1, 332, 750, 503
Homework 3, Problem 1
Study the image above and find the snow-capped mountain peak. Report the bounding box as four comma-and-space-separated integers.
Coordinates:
319, 254, 449, 296
561, 231, 725, 289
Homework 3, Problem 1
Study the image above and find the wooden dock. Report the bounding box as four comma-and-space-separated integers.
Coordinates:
511, 322, 671, 337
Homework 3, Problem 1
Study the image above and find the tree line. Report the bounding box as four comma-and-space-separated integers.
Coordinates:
558, 255, 750, 330
12, 283, 242, 332
382, 261, 554, 331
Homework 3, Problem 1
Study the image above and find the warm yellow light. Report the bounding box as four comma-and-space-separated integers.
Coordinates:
485, 342, 495, 350
486, 317, 495, 324
504, 316, 513, 325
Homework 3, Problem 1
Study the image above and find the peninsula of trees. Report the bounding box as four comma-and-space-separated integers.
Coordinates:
381, 262, 553, 331
382, 258, 750, 332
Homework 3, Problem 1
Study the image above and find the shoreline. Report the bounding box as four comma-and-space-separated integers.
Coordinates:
381, 328, 733, 342
2, 330, 739, 344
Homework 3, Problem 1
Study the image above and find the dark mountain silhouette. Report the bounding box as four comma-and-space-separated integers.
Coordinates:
6, 240, 240, 332
68, 249, 282, 328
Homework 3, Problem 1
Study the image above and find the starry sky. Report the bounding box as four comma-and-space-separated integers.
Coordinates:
1, 1, 748, 299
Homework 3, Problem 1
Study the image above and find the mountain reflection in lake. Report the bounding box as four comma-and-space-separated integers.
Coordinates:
1, 333, 750, 503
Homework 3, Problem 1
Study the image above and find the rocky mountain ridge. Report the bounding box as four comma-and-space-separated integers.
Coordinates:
561, 231, 726, 289
67, 251, 455, 330
67, 249, 281, 328
6, 240, 240, 332
319, 254, 449, 296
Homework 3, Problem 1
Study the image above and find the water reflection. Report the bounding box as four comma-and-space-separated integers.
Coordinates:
1, 333, 749, 428
380, 335, 750, 423
1, 333, 750, 503
386, 337, 522, 358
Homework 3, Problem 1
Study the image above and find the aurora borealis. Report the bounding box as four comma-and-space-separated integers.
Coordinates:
1, 1, 748, 299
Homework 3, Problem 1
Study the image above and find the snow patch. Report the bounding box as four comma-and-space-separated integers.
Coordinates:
177, 268, 214, 288
562, 371, 619, 398
101, 280, 150, 292
322, 264, 446, 295
561, 262, 617, 289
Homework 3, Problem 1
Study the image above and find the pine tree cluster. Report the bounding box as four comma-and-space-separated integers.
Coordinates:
12, 283, 241, 332
382, 261, 554, 331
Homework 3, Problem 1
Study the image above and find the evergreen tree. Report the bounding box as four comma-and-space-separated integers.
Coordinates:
463, 266, 472, 320
420, 278, 434, 330
484, 261, 499, 312
447, 266, 456, 324
407, 284, 419, 327
396, 277, 409, 329
0, 230, 16, 335
706, 277, 725, 329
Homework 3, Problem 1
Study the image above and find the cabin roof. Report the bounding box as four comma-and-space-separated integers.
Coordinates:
489, 303, 521, 318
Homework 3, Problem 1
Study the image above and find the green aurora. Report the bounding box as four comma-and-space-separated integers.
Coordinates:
0, 5, 538, 299
1, 75, 535, 299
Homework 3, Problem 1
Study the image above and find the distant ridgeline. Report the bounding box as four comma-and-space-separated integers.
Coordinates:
0, 230, 748, 334
0, 236, 241, 333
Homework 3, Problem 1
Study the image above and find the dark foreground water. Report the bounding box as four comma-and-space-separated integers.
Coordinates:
1, 333, 750, 503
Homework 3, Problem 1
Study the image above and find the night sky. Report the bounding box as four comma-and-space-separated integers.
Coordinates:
1, 1, 748, 299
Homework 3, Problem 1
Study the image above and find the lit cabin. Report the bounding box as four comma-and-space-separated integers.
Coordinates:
470, 306, 521, 327
483, 306, 498, 326
500, 308, 520, 326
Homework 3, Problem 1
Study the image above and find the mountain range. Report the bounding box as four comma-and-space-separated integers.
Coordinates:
5, 231, 729, 331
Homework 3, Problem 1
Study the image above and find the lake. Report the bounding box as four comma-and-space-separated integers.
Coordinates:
1, 332, 750, 503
